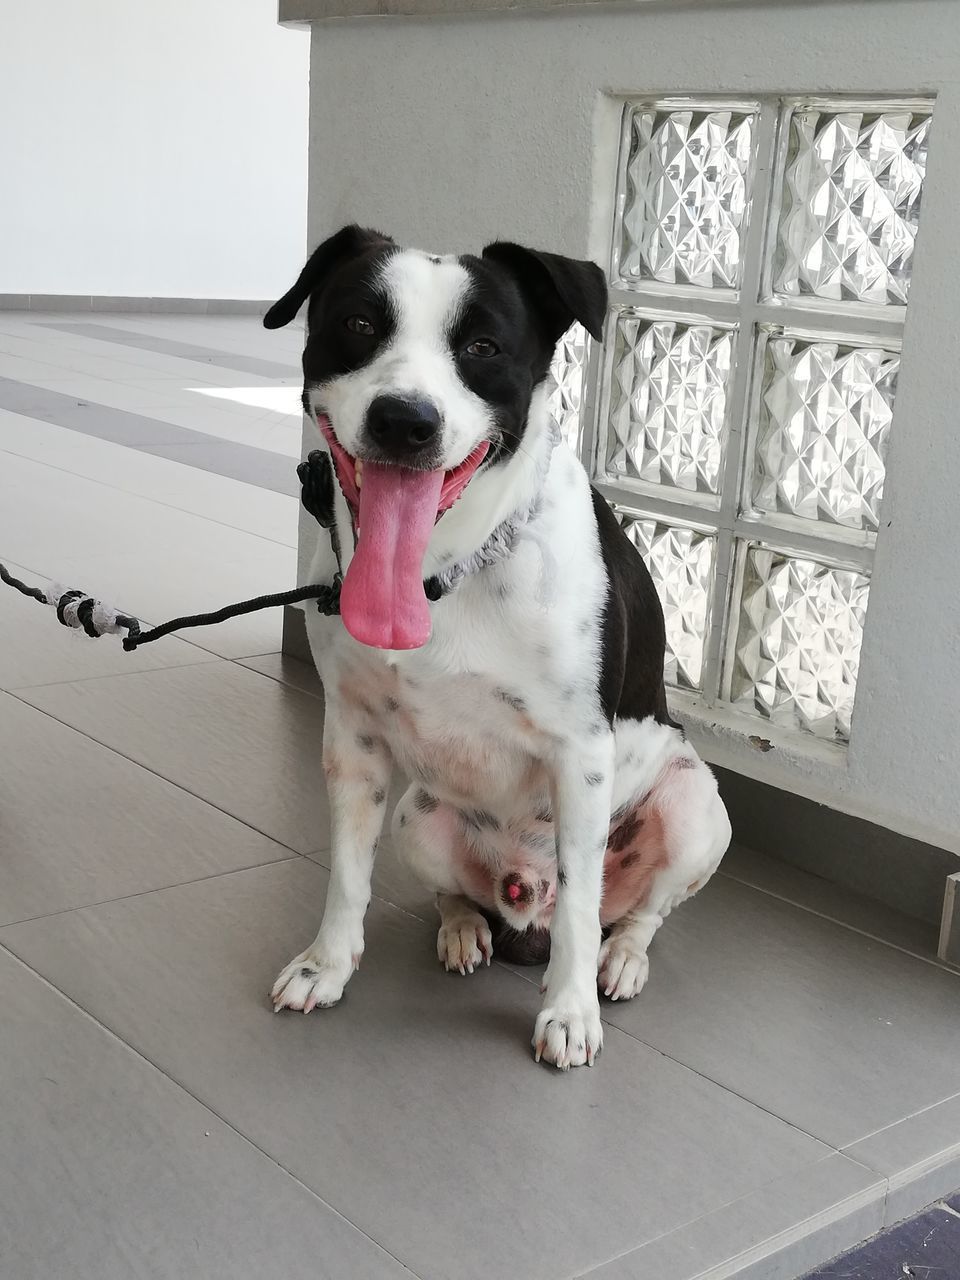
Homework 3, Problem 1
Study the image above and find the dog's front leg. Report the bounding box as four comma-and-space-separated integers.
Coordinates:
535, 734, 615, 1069
272, 706, 392, 1013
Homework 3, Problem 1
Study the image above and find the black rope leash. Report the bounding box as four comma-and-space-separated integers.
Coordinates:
0, 451, 350, 652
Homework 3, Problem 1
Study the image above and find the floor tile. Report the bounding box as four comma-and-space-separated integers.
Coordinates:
143, 438, 299, 495
0, 413, 297, 547
0, 560, 215, 689
237, 651, 324, 697
599, 875, 960, 1149
39, 321, 298, 379
0, 859, 831, 1280
0, 450, 292, 657
0, 692, 294, 924
721, 844, 940, 965
0, 378, 300, 496
844, 1093, 960, 1225
18, 662, 329, 853
582, 1153, 885, 1280
0, 947, 407, 1280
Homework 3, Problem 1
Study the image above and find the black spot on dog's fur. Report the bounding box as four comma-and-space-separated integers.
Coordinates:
461, 809, 501, 832
357, 733, 377, 752
414, 789, 439, 814
557, 868, 567, 887
584, 772, 604, 786
299, 966, 316, 980
609, 811, 644, 854
537, 879, 550, 900
535, 805, 553, 823
372, 788, 386, 805
384, 697, 400, 713
399, 813, 407, 827
495, 688, 526, 714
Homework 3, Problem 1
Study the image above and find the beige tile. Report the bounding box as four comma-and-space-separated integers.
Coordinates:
0, 948, 406, 1280
0, 560, 216, 690
0, 450, 292, 657
0, 692, 294, 924
0, 858, 831, 1280
237, 651, 324, 699
18, 661, 329, 854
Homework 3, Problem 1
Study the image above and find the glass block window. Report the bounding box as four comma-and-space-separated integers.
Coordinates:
618, 512, 716, 691
603, 311, 735, 502
573, 96, 932, 744
773, 107, 930, 306
546, 323, 589, 453
747, 330, 898, 533
730, 546, 869, 740
617, 106, 757, 291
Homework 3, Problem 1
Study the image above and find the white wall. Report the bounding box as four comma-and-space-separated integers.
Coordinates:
1, 0, 308, 299
296, 0, 960, 854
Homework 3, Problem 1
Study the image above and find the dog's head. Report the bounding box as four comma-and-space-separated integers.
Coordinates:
265, 225, 606, 650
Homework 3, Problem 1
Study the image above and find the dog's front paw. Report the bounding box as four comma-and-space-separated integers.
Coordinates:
437, 912, 492, 975
533, 991, 603, 1070
598, 935, 650, 1001
271, 946, 358, 1014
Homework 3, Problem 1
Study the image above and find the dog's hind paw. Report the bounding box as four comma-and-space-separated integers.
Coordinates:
598, 935, 650, 1001
533, 992, 603, 1070
437, 912, 492, 975
271, 948, 357, 1014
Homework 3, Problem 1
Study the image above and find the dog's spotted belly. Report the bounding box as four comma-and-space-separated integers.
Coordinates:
337, 655, 552, 814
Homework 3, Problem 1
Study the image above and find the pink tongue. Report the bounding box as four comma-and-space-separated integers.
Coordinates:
340, 462, 444, 650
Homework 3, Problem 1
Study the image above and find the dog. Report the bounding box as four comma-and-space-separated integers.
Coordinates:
263, 225, 731, 1069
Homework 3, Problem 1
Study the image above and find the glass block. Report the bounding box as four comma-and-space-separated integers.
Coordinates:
730, 544, 869, 741
774, 105, 931, 306
619, 105, 757, 290
546, 324, 588, 454
605, 310, 734, 498
618, 512, 716, 690
751, 332, 898, 532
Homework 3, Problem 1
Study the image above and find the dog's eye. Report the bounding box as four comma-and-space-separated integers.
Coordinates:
345, 316, 376, 336
464, 339, 499, 358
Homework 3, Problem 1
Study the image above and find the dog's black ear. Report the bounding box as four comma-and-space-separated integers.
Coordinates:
481, 242, 607, 344
263, 225, 394, 330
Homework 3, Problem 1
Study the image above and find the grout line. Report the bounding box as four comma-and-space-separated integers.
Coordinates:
0, 855, 303, 930
4, 689, 311, 859
716, 868, 960, 978
0, 441, 299, 550
572, 1151, 888, 1280
0, 440, 300, 549
0, 939, 422, 1280
839, 1087, 960, 1152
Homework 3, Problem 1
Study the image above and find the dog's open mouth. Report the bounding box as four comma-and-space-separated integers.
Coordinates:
318, 417, 489, 651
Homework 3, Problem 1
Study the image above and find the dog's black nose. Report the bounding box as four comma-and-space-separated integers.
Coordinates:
365, 395, 441, 459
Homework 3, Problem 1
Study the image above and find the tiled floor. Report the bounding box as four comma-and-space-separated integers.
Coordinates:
1, 312, 959, 1280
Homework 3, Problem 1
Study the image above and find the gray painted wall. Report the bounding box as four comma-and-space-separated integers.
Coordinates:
289, 0, 960, 853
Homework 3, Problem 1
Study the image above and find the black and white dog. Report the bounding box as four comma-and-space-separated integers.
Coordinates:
264, 225, 731, 1070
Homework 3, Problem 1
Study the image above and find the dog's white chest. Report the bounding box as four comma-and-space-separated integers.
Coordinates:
333, 645, 550, 813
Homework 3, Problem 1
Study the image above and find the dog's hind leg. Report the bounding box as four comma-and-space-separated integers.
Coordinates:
393, 786, 494, 975
598, 756, 730, 1001
272, 708, 393, 1013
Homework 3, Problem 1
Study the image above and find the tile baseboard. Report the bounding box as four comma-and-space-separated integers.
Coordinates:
0, 294, 272, 315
